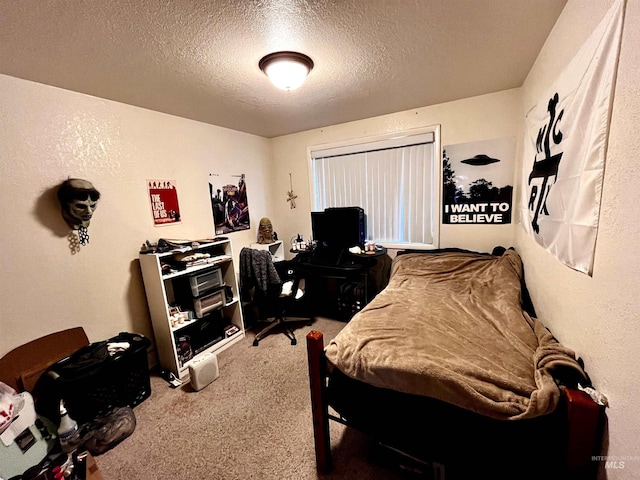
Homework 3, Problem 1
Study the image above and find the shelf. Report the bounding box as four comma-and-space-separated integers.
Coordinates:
162, 254, 231, 279
250, 240, 284, 262
171, 318, 197, 333
169, 298, 239, 333
138, 237, 245, 380
154, 240, 228, 258
181, 330, 243, 370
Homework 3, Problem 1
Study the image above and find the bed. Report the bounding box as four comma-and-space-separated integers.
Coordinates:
306, 248, 604, 479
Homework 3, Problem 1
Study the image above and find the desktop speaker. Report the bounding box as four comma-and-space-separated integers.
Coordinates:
189, 353, 219, 391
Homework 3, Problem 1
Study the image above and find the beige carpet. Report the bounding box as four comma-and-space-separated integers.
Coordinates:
97, 317, 410, 479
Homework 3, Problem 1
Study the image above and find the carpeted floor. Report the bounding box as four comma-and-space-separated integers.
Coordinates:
97, 317, 412, 479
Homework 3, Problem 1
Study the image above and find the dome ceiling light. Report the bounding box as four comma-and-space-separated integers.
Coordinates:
259, 51, 314, 91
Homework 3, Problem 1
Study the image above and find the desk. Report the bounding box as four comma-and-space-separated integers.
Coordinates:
295, 248, 390, 320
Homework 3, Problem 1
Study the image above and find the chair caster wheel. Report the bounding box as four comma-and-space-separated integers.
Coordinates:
253, 339, 259, 346
291, 338, 297, 346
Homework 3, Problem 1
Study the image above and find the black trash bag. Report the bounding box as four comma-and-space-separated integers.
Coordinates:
80, 406, 136, 455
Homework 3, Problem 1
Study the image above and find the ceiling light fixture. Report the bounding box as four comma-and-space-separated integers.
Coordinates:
259, 51, 314, 91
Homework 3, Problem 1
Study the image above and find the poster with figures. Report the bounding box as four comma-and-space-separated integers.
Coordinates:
442, 138, 515, 225
147, 180, 181, 226
209, 173, 250, 234
520, 0, 623, 275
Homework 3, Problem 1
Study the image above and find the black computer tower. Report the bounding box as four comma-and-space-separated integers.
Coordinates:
323, 207, 366, 248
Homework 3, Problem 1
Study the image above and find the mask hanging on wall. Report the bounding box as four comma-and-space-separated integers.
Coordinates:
56, 178, 101, 253
257, 217, 276, 244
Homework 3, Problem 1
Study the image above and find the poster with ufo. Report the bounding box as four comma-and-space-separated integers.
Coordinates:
442, 137, 515, 224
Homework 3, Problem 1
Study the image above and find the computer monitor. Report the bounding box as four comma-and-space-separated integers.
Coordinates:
311, 207, 366, 250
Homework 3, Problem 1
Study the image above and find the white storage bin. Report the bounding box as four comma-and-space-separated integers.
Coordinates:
194, 289, 225, 318
189, 268, 223, 297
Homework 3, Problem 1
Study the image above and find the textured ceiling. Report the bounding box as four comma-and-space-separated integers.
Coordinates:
0, 0, 567, 138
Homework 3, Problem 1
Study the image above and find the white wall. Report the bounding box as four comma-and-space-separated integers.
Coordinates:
0, 74, 272, 358
516, 0, 640, 478
270, 88, 522, 255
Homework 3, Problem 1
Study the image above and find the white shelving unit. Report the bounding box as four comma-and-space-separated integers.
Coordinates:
249, 240, 284, 262
139, 239, 245, 380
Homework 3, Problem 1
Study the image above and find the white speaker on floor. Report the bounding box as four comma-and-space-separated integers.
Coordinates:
189, 352, 219, 391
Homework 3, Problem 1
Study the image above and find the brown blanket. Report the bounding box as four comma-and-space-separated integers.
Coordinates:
325, 250, 587, 420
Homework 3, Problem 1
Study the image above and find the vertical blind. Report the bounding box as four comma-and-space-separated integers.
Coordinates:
310, 133, 436, 245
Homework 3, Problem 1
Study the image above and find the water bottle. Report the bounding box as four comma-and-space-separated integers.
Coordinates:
57, 399, 81, 453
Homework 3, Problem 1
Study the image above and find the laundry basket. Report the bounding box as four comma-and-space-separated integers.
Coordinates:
49, 332, 151, 424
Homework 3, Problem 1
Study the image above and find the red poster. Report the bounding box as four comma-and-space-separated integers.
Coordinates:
147, 180, 181, 225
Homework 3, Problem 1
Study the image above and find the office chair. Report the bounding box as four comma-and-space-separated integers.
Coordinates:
239, 248, 310, 346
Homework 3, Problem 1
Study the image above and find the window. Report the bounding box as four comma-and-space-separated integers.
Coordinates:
309, 126, 441, 248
